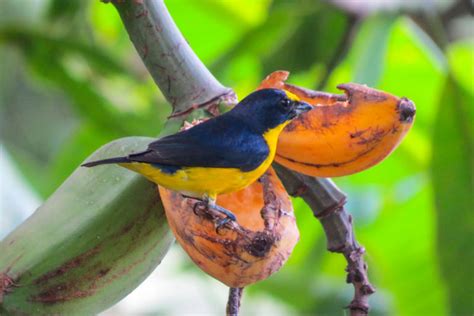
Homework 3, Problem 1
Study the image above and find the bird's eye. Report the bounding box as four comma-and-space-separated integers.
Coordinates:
281, 99, 291, 109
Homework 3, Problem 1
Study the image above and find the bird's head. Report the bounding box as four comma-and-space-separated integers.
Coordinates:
231, 89, 313, 133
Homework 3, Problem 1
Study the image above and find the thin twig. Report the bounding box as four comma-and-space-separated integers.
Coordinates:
274, 164, 375, 315
226, 287, 244, 316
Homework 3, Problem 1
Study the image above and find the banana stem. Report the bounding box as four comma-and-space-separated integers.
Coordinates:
226, 287, 244, 316
274, 163, 375, 316
106, 0, 237, 116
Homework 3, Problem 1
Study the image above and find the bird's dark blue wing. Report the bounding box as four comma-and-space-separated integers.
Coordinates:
128, 115, 269, 172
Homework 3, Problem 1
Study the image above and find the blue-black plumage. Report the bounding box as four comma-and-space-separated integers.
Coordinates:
83, 89, 311, 172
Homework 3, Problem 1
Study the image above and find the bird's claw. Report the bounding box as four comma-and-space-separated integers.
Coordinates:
191, 199, 237, 233
214, 216, 235, 234
193, 201, 211, 219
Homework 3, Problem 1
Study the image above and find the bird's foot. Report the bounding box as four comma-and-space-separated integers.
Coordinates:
213, 207, 237, 234
186, 196, 237, 233
192, 200, 213, 219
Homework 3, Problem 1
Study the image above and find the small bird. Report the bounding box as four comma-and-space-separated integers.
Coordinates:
82, 89, 312, 229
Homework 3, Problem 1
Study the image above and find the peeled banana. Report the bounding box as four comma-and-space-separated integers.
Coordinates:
259, 71, 416, 177
0, 137, 175, 315
159, 168, 299, 288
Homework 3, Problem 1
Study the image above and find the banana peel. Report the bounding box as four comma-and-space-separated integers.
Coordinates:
0, 137, 175, 315
159, 168, 299, 288
260, 71, 416, 177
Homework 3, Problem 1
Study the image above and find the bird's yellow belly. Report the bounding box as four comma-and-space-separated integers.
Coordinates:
122, 160, 270, 198
120, 124, 284, 198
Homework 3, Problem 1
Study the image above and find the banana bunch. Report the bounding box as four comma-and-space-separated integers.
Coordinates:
0, 72, 416, 314
0, 137, 175, 315
260, 71, 416, 177
159, 168, 299, 288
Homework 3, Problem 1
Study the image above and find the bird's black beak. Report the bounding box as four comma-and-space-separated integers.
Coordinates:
291, 101, 313, 118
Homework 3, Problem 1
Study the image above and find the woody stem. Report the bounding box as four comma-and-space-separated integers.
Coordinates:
226, 287, 244, 316
274, 164, 375, 316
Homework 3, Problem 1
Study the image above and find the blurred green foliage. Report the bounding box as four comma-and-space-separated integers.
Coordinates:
1, 0, 472, 315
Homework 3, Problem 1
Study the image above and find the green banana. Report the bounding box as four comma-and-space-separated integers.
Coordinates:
0, 137, 175, 315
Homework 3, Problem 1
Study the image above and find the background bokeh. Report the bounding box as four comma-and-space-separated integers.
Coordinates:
1, 0, 472, 315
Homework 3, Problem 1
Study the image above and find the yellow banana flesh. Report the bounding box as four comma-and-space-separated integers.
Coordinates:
260, 71, 416, 177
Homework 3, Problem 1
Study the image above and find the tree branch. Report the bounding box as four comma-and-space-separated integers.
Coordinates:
226, 287, 243, 316
274, 164, 375, 315
108, 0, 237, 115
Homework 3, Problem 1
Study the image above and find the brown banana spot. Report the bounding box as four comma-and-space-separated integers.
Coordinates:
391, 123, 400, 134
285, 112, 323, 131
350, 129, 369, 139
30, 283, 93, 304
28, 192, 166, 305
355, 127, 386, 146
1, 273, 17, 304
283, 122, 296, 132
363, 92, 388, 102
246, 232, 275, 257
33, 246, 102, 286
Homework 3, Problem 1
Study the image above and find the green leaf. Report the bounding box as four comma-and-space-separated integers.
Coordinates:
47, 0, 84, 20
261, 5, 348, 75
356, 183, 449, 315
166, 0, 257, 64
7, 32, 158, 137
447, 41, 474, 95
352, 14, 397, 86
431, 77, 474, 315
209, 6, 301, 76
0, 28, 130, 76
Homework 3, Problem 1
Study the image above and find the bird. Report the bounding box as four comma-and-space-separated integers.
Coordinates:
82, 89, 312, 229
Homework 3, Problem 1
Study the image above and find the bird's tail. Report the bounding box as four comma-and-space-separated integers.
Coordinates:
82, 156, 130, 168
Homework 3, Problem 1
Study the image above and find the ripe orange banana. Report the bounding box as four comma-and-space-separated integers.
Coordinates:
259, 71, 416, 177
159, 168, 299, 288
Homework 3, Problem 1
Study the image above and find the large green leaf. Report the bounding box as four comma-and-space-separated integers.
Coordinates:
166, 0, 264, 64
0, 28, 130, 76
261, 4, 348, 75
431, 77, 474, 315
352, 14, 397, 86
356, 184, 448, 316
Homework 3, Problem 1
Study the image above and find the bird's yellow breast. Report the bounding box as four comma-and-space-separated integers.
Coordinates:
122, 123, 287, 198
